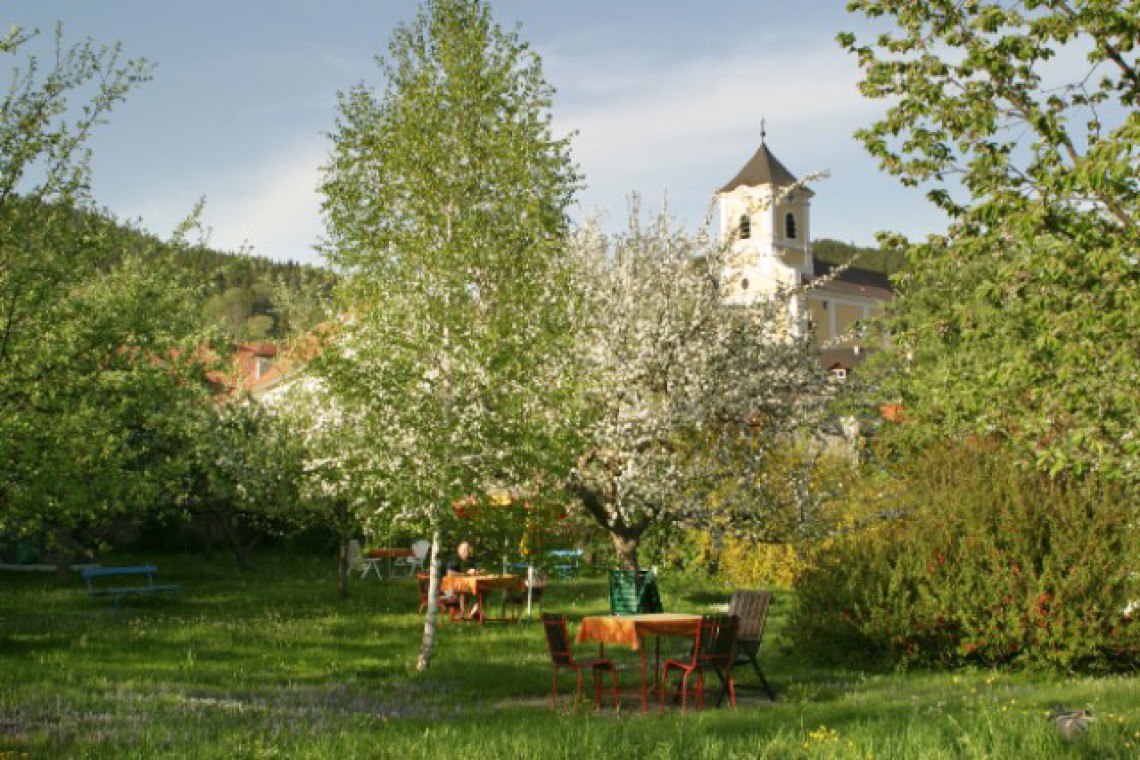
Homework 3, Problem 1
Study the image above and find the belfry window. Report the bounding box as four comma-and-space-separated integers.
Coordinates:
739, 214, 751, 240
785, 212, 797, 239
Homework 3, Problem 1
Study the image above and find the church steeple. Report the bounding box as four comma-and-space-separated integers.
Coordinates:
716, 126, 814, 308
718, 130, 801, 194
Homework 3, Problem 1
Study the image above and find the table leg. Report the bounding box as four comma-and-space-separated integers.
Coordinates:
639, 641, 649, 712
655, 636, 662, 699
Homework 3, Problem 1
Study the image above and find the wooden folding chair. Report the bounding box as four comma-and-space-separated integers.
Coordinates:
721, 590, 776, 703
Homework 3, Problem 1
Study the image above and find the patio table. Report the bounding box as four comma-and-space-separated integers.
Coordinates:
440, 573, 523, 625
576, 613, 701, 710
362, 548, 414, 579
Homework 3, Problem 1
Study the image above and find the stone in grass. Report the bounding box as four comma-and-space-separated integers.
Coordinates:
1048, 705, 1095, 740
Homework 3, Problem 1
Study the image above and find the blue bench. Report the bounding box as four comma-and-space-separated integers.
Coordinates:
547, 549, 583, 579
82, 565, 181, 606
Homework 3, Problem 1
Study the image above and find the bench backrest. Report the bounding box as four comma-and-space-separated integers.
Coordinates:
82, 565, 158, 580
548, 549, 582, 561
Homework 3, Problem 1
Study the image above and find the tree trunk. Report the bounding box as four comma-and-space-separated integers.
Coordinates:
54, 524, 72, 584
336, 537, 349, 599
218, 514, 256, 573
417, 526, 443, 672
611, 532, 640, 571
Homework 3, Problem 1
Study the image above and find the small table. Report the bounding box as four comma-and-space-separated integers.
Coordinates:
440, 574, 523, 625
362, 548, 414, 579
577, 613, 701, 711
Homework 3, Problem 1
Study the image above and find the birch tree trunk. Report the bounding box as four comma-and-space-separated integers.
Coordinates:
417, 526, 443, 672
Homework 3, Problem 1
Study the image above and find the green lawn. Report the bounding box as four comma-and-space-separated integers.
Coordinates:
1, 551, 1138, 758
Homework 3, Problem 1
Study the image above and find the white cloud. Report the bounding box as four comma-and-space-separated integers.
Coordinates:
107, 139, 327, 265
204, 140, 326, 264
544, 37, 886, 233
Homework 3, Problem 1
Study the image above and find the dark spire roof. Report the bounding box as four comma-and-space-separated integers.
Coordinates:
718, 140, 805, 194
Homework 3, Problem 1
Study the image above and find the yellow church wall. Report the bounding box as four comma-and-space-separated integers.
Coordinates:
834, 304, 864, 346
808, 300, 829, 344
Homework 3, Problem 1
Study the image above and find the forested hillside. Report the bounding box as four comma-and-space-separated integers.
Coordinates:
812, 237, 906, 275
93, 203, 335, 341
178, 243, 335, 341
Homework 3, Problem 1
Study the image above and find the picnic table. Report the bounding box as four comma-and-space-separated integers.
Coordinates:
81, 565, 181, 607
440, 573, 523, 625
362, 547, 414, 579
577, 613, 702, 710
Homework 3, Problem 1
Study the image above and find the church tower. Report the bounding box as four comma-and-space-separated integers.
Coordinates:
716, 127, 893, 378
716, 127, 814, 309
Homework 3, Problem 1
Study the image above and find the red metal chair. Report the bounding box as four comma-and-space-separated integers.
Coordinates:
541, 613, 618, 710
416, 573, 461, 621
659, 614, 739, 712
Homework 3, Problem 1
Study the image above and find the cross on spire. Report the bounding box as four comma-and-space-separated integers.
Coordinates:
760, 117, 767, 143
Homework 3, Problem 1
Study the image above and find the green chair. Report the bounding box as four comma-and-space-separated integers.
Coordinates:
608, 568, 663, 615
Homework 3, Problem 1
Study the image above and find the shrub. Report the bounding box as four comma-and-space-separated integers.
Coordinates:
718, 539, 806, 588
790, 445, 1140, 672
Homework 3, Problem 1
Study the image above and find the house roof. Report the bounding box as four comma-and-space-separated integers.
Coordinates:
810, 260, 894, 301
204, 342, 281, 398
718, 141, 812, 195
820, 348, 869, 373
245, 322, 334, 398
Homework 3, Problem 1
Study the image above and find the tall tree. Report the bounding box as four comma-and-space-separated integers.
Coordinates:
0, 26, 203, 575
182, 399, 304, 573
275, 379, 381, 600
565, 208, 831, 570
841, 1, 1140, 482
318, 0, 579, 669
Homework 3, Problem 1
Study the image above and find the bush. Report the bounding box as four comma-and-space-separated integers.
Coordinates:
790, 445, 1140, 672
718, 539, 805, 588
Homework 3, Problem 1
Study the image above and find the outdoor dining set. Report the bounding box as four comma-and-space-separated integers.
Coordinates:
420, 563, 774, 712
355, 541, 774, 712
542, 572, 776, 713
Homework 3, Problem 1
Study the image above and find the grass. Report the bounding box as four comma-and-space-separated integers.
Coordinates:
2, 551, 1139, 758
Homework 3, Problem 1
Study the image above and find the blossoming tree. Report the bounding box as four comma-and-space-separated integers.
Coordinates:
565, 206, 832, 570
317, 0, 580, 669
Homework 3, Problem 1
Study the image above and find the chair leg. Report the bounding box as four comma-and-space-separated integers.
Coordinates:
749, 654, 776, 700
551, 668, 559, 710
659, 664, 675, 712
713, 667, 738, 708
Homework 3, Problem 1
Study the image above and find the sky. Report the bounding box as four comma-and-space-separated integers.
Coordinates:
10, 1, 947, 266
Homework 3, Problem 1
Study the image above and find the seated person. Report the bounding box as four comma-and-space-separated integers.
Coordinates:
444, 540, 480, 575
442, 541, 481, 618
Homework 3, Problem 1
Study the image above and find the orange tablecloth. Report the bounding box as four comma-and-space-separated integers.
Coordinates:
440, 574, 523, 595
439, 574, 523, 625
576, 613, 702, 711
577, 613, 701, 651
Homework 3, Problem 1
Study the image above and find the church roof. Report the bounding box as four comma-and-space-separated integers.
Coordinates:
718, 141, 809, 194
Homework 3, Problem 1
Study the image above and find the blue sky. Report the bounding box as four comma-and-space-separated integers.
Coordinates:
10, 1, 946, 266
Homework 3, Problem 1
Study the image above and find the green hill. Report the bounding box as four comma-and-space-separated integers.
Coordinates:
812, 238, 906, 276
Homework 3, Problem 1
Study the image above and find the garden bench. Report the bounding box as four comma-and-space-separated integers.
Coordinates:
548, 549, 583, 579
82, 565, 181, 606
